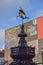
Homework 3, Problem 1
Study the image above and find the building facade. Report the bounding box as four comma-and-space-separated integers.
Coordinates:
5, 16, 43, 64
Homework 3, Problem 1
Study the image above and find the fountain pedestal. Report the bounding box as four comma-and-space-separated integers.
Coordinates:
9, 24, 37, 65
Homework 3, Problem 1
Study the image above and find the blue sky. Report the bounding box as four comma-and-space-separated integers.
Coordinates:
0, 0, 43, 48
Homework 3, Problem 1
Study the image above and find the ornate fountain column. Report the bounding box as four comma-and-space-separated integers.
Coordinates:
9, 8, 37, 65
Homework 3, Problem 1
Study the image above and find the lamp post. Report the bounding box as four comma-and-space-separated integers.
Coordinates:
41, 48, 43, 65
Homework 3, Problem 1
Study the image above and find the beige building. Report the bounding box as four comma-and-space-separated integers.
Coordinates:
5, 16, 43, 64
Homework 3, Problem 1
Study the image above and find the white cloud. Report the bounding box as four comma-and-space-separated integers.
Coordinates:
0, 29, 5, 39
0, 29, 5, 49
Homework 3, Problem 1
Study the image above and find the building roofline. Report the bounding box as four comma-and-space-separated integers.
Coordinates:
5, 16, 43, 31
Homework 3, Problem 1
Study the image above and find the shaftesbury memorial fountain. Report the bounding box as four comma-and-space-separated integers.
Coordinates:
9, 8, 37, 65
